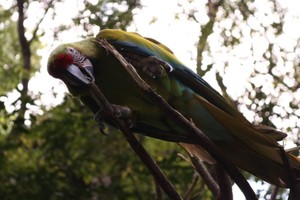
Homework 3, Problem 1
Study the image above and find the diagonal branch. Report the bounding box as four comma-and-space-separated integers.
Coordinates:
214, 163, 233, 200
87, 83, 183, 200
96, 39, 257, 200
29, 0, 55, 44
189, 157, 220, 197
196, 0, 224, 77
184, 174, 199, 200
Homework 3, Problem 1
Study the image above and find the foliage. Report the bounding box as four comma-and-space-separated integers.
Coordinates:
0, 18, 21, 94
197, 0, 300, 140
0, 96, 205, 199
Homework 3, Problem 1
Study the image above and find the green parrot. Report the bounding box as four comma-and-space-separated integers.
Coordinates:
47, 29, 300, 188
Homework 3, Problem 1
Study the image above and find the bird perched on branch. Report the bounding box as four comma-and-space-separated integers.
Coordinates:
48, 29, 300, 188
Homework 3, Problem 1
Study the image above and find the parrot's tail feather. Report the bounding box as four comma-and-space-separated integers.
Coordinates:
253, 125, 287, 141
179, 142, 216, 164
179, 142, 300, 188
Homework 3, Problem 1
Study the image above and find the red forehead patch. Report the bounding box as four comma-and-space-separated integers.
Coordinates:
56, 54, 74, 68
49, 54, 74, 78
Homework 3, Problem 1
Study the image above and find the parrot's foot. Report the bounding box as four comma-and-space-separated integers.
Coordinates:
94, 104, 134, 135
141, 56, 172, 78
121, 52, 172, 78
94, 109, 107, 135
112, 104, 134, 128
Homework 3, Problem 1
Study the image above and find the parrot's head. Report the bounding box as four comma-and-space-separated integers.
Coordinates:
47, 42, 95, 92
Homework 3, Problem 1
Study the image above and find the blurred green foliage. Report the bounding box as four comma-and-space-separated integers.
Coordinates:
0, 96, 207, 199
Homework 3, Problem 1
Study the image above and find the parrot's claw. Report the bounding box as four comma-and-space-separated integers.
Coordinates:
112, 104, 134, 128
94, 105, 134, 135
121, 52, 172, 79
112, 104, 131, 118
141, 56, 172, 78
94, 109, 107, 135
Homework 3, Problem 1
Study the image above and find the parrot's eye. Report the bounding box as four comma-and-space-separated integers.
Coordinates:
67, 47, 77, 55
67, 47, 85, 65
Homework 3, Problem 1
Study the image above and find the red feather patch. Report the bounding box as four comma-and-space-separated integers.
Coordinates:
56, 54, 74, 68
49, 54, 74, 78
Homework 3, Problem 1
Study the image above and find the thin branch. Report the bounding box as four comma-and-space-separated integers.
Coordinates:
87, 83, 183, 200
216, 71, 237, 108
190, 157, 219, 197
196, 0, 224, 77
29, 0, 55, 44
184, 174, 199, 200
279, 147, 300, 200
154, 177, 163, 200
270, 186, 279, 200
178, 153, 220, 198
214, 164, 233, 200
96, 39, 257, 200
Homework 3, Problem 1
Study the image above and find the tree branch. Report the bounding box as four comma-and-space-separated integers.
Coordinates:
154, 177, 163, 200
196, 0, 224, 77
190, 157, 220, 197
17, 0, 31, 77
270, 186, 279, 200
87, 83, 183, 200
95, 39, 257, 200
16, 0, 31, 127
214, 163, 233, 200
29, 0, 55, 44
184, 174, 199, 200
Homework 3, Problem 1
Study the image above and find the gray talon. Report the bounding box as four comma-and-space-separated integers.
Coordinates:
112, 104, 132, 119
112, 104, 134, 128
94, 105, 134, 134
94, 109, 107, 135
141, 56, 167, 78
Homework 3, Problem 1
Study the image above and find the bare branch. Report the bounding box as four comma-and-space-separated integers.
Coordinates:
196, 0, 224, 77
29, 0, 55, 44
279, 147, 300, 199
214, 164, 233, 200
87, 83, 183, 200
16, 0, 31, 126
184, 174, 199, 200
17, 0, 30, 72
190, 157, 219, 197
270, 186, 279, 200
154, 177, 163, 200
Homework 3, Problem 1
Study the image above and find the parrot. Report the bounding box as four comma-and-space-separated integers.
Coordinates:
47, 29, 300, 188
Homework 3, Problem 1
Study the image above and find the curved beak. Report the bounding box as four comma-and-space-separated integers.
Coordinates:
64, 63, 95, 86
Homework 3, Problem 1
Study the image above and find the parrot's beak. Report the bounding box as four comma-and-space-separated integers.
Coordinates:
64, 62, 95, 86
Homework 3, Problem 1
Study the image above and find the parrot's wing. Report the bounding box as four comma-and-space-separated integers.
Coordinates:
97, 29, 247, 122
97, 29, 288, 141
96, 30, 300, 187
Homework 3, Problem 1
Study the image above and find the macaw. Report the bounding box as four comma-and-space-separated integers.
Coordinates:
47, 29, 300, 188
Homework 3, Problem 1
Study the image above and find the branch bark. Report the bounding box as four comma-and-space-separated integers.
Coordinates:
184, 174, 199, 200
190, 157, 220, 197
16, 0, 54, 128
214, 163, 233, 200
17, 0, 31, 93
